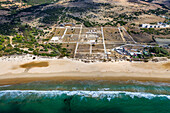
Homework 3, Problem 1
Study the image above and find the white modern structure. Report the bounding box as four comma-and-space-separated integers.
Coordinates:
89, 40, 96, 44
140, 22, 170, 28
50, 36, 59, 42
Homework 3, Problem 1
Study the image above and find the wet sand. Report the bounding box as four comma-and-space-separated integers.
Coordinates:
0, 71, 170, 85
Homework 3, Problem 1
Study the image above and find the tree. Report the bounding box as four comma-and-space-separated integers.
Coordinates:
24, 51, 28, 54
84, 21, 93, 27
7, 44, 12, 47
0, 45, 3, 50
0, 38, 5, 43
33, 50, 38, 55
28, 48, 34, 51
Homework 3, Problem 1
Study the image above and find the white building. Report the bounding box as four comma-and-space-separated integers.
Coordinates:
89, 40, 96, 44
141, 23, 170, 28
50, 36, 59, 43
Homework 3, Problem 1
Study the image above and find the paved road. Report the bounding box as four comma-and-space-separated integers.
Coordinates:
90, 44, 92, 55
101, 27, 107, 58
74, 42, 79, 58
118, 27, 126, 42
121, 26, 137, 43
61, 28, 68, 39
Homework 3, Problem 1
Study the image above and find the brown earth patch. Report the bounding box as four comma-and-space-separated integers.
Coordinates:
20, 61, 49, 72
162, 62, 170, 70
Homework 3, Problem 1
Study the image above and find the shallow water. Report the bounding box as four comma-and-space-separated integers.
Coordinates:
0, 80, 170, 113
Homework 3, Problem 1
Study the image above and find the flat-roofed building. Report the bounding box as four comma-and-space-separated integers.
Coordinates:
50, 36, 59, 43
140, 23, 170, 28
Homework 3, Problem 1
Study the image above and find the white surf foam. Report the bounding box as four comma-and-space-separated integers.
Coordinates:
121, 80, 170, 87
0, 85, 11, 88
0, 90, 170, 100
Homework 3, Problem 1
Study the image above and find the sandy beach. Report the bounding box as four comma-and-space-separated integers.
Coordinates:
0, 57, 170, 85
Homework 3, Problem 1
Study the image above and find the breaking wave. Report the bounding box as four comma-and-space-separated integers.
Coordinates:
0, 90, 170, 100
122, 80, 170, 87
0, 85, 11, 88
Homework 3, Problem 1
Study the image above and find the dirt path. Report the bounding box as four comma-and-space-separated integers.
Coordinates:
8, 36, 14, 47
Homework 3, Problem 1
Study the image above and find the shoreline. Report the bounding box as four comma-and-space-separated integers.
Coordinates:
0, 71, 170, 86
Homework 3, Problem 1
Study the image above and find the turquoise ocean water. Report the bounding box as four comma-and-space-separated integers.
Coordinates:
0, 80, 170, 113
